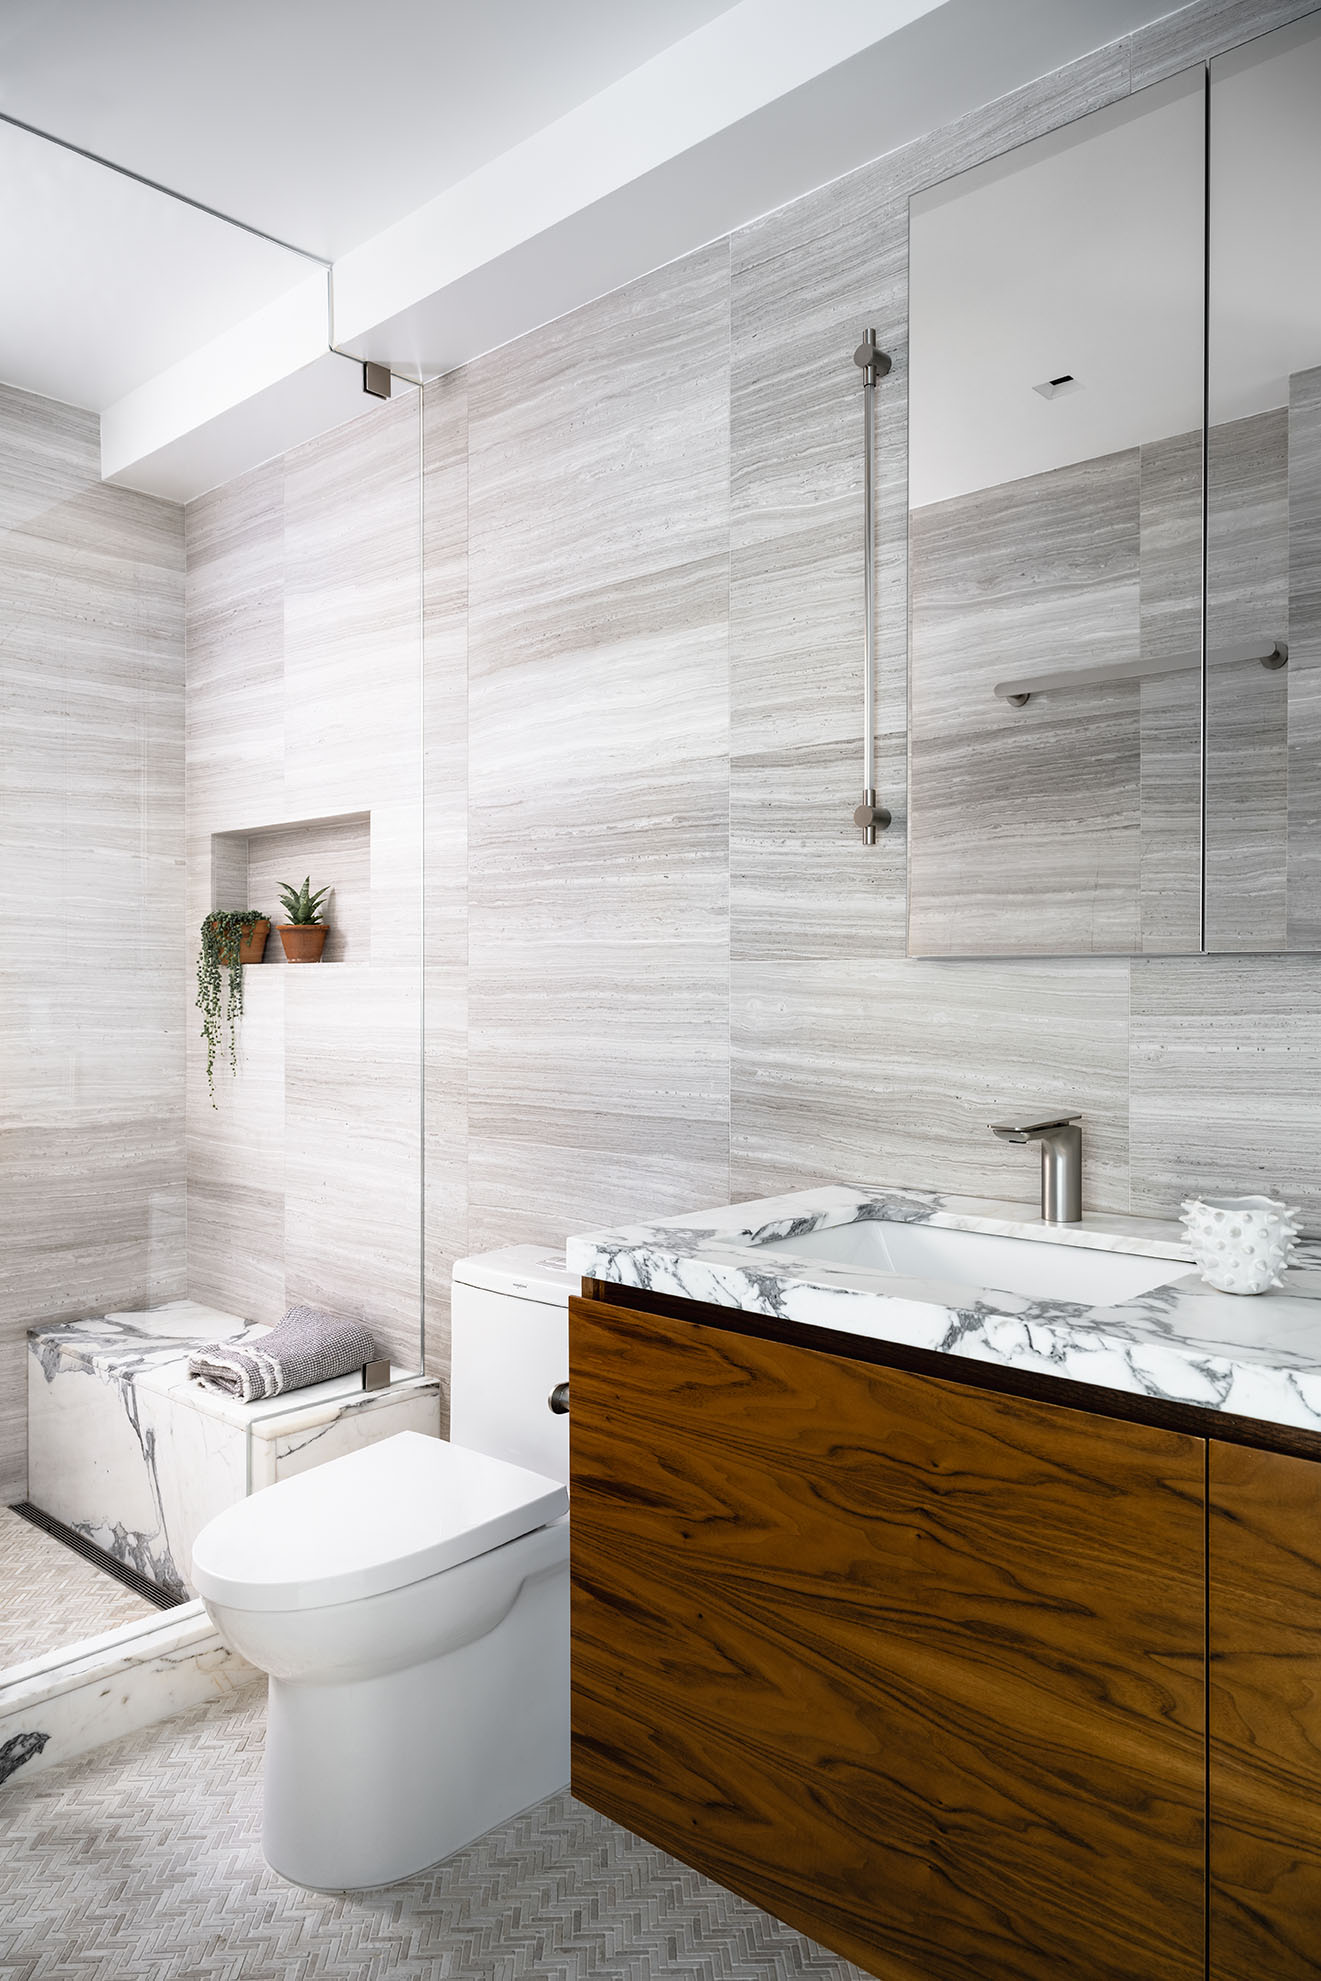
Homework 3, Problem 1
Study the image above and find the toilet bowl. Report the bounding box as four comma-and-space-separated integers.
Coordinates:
192, 1430, 569, 1891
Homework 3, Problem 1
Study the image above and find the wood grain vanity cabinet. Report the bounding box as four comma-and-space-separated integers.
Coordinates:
570, 1291, 1206, 1981
1209, 1441, 1321, 1979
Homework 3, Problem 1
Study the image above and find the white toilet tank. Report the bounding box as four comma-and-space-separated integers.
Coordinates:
449, 1246, 574, 1486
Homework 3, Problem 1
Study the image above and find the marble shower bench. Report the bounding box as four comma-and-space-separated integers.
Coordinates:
27, 1302, 440, 1599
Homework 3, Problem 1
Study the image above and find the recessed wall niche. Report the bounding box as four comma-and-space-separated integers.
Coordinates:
210, 812, 371, 965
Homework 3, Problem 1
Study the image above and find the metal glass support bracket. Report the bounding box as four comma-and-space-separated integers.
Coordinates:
853, 329, 893, 843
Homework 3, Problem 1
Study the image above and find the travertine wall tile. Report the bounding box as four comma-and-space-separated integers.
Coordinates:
424, 964, 466, 1410
11, 0, 1321, 1541
283, 967, 422, 1370
729, 195, 907, 963
186, 1179, 286, 1327
1138, 429, 1203, 952
174, 0, 1321, 1449
184, 460, 284, 826
184, 396, 424, 1368
466, 1114, 732, 1257
1130, 0, 1320, 87
1205, 408, 1291, 948
185, 967, 286, 1323
1288, 367, 1321, 944
731, 958, 1132, 1214
464, 247, 732, 1260
1130, 953, 1321, 1222
1, 384, 185, 1499
423, 373, 469, 1387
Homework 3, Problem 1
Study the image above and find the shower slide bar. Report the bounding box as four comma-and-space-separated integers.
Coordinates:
852, 328, 894, 844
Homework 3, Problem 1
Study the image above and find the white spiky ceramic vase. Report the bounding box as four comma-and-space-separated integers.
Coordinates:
1180, 1194, 1301, 1295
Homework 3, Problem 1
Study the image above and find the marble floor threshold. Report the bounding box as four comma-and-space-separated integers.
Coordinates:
0, 1506, 162, 1670
0, 1684, 870, 1981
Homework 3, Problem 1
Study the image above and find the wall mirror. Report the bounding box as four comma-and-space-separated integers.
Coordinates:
1206, 14, 1321, 951
907, 13, 1321, 957
907, 69, 1207, 956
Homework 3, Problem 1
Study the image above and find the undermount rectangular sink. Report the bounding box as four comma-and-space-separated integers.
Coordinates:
755, 1219, 1182, 1307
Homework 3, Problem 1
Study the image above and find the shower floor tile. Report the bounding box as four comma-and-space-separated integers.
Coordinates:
0, 1507, 157, 1669
0, 1685, 869, 1980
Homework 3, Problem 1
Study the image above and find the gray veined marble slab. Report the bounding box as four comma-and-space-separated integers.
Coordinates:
568, 1185, 1321, 1438
0, 1602, 259, 1788
27, 1302, 441, 1599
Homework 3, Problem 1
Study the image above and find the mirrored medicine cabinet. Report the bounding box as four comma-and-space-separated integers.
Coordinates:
906, 12, 1321, 957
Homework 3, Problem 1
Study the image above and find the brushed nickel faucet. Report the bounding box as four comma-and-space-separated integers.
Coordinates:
989, 1112, 1083, 1224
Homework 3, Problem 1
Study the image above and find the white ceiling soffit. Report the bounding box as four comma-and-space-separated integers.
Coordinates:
86, 0, 1181, 502
331, 0, 1180, 375
0, 117, 316, 413
0, 0, 740, 262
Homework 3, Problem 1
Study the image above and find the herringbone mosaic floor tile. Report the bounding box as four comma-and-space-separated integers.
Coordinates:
0, 1686, 871, 1981
0, 1507, 156, 1667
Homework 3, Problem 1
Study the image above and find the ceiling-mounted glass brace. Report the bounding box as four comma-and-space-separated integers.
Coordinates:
852, 328, 894, 843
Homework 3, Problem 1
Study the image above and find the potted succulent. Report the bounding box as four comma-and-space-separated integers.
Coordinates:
276, 876, 331, 962
197, 910, 269, 1100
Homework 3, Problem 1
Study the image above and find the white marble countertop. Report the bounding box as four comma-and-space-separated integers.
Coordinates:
567, 1185, 1321, 1438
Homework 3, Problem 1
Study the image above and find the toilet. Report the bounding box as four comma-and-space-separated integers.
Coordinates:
191, 1247, 574, 1892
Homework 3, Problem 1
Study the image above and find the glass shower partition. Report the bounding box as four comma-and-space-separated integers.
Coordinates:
0, 122, 427, 1701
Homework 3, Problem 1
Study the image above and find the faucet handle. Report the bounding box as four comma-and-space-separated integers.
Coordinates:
989, 1111, 1081, 1142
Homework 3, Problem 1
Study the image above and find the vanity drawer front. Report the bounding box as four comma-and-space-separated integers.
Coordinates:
570, 1294, 1205, 1981
1210, 1441, 1321, 1980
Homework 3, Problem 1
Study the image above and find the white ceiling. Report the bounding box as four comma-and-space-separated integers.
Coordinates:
0, 0, 1205, 500
0, 117, 310, 410
0, 0, 738, 258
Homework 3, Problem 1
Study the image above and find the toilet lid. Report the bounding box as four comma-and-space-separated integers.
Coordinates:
190, 1431, 568, 1612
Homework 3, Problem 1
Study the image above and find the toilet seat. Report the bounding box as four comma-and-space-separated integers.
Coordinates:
191, 1431, 567, 1613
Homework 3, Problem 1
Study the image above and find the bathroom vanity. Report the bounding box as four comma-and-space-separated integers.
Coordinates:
566, 1190, 1321, 1981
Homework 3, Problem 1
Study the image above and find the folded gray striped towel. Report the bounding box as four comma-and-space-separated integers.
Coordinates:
188, 1307, 378, 1403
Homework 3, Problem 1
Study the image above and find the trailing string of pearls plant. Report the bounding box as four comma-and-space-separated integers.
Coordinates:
196, 910, 268, 1102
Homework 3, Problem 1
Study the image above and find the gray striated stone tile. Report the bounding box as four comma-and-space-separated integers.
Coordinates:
731, 955, 1132, 1215
1130, 952, 1321, 1223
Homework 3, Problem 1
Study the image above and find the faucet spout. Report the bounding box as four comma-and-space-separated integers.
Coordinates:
989, 1113, 1083, 1224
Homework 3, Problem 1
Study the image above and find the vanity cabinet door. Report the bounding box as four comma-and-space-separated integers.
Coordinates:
1209, 1441, 1321, 1978
570, 1296, 1205, 1981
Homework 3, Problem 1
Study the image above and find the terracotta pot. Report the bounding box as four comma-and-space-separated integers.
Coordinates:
278, 923, 328, 964
215, 918, 270, 966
